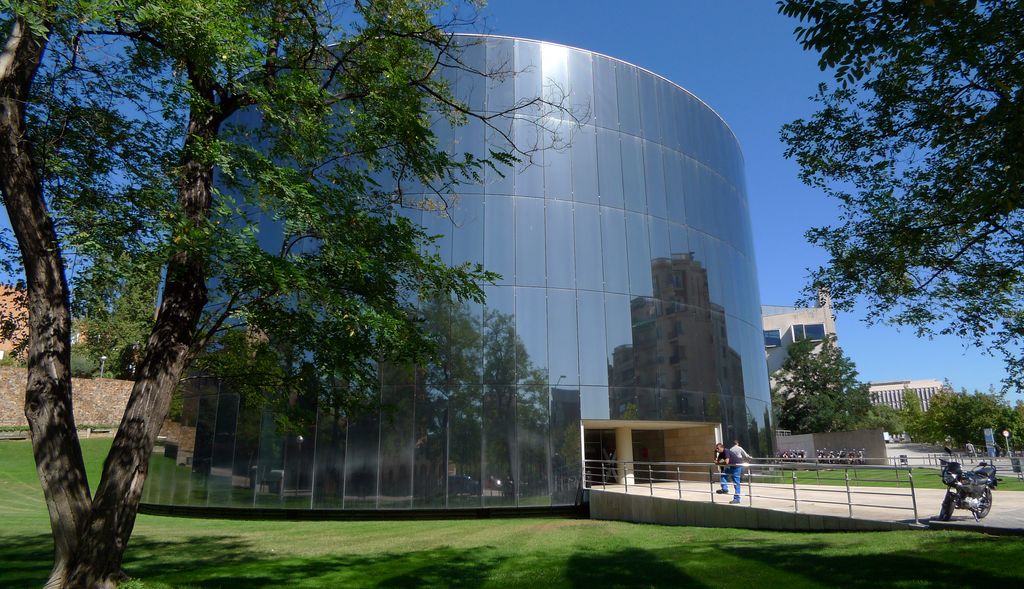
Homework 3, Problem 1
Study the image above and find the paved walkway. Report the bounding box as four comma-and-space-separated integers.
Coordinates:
592, 478, 1024, 534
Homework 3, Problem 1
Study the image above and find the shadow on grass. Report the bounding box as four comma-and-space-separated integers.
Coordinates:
128, 536, 503, 588
566, 547, 707, 589
0, 534, 54, 588
0, 533, 506, 588
720, 534, 1023, 589
7, 528, 1024, 589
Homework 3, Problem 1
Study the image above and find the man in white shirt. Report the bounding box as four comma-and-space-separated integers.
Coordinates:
730, 440, 752, 463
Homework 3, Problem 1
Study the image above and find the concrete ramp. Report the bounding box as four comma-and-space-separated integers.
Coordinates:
589, 489, 916, 531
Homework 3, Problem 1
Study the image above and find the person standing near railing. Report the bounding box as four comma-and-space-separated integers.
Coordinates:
731, 440, 753, 463
715, 442, 743, 504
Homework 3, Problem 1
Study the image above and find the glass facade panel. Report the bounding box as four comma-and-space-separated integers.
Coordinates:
483, 285, 516, 386
342, 411, 379, 508
550, 386, 581, 505
486, 38, 514, 113
513, 118, 544, 198
378, 385, 414, 508
596, 127, 623, 208
229, 394, 261, 507
625, 211, 653, 297
600, 208, 628, 294
515, 196, 545, 286
484, 195, 514, 285
577, 290, 608, 387
545, 142, 572, 200
574, 203, 603, 291
605, 292, 633, 387
454, 40, 485, 111
482, 385, 516, 506
638, 71, 661, 142
412, 384, 447, 508
664, 151, 687, 225
448, 384, 483, 507
312, 408, 347, 508
593, 56, 618, 130
206, 392, 238, 507
547, 288, 579, 387
451, 194, 484, 268
546, 199, 575, 289
614, 62, 641, 136
649, 217, 670, 261
567, 49, 594, 117
517, 385, 550, 505
644, 142, 667, 219
254, 409, 285, 507
145, 35, 770, 514
187, 392, 218, 506
570, 125, 599, 204
515, 286, 548, 385
484, 119, 515, 195
514, 41, 542, 118
620, 135, 646, 213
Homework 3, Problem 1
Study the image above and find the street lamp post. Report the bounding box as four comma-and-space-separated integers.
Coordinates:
1003, 430, 1012, 456
99, 355, 108, 379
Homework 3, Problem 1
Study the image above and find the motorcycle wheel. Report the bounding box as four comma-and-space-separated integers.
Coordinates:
938, 494, 954, 522
977, 488, 993, 519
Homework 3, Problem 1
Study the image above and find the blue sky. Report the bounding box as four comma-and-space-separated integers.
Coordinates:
478, 0, 1017, 400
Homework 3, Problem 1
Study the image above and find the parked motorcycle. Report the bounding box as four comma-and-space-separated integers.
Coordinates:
937, 459, 999, 522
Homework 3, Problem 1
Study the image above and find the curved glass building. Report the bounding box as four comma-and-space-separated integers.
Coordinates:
143, 35, 770, 512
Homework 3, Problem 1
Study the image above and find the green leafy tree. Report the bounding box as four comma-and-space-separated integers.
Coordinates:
900, 388, 927, 441
1, 1, 562, 585
858, 403, 904, 434
915, 388, 1015, 447
778, 0, 1024, 389
73, 256, 161, 379
772, 335, 872, 434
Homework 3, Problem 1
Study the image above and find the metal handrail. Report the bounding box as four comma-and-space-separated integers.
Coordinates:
583, 458, 920, 524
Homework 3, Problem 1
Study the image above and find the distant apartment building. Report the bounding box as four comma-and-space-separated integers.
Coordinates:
761, 290, 837, 375
869, 379, 947, 412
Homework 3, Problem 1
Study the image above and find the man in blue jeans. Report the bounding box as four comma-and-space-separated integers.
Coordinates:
715, 442, 743, 504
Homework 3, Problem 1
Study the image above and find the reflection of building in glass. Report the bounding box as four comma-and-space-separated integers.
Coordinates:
609, 254, 745, 425
143, 35, 770, 513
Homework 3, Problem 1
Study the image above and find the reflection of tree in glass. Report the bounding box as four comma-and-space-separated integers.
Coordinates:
413, 297, 549, 502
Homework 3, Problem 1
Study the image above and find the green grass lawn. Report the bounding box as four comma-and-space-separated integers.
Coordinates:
4, 440, 1024, 588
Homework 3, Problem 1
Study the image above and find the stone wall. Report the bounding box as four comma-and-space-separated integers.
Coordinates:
664, 424, 721, 482
0, 367, 132, 427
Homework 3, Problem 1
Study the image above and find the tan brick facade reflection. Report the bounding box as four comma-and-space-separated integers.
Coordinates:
0, 285, 27, 360
0, 366, 132, 427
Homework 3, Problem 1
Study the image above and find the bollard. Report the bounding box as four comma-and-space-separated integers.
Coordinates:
908, 469, 919, 524
711, 465, 717, 503
649, 464, 654, 496
746, 467, 753, 506
792, 471, 799, 513
677, 466, 682, 499
845, 469, 853, 518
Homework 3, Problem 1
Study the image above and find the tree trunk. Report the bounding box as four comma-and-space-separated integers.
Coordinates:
65, 84, 219, 588
0, 17, 93, 589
